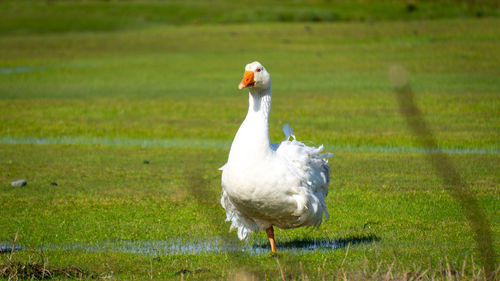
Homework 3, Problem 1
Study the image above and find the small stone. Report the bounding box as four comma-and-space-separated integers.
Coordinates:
51, 182, 58, 186
11, 179, 27, 187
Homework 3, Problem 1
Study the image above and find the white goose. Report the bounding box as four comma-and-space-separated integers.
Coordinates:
220, 61, 332, 252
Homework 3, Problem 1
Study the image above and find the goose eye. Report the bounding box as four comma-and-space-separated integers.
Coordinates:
256, 68, 261, 72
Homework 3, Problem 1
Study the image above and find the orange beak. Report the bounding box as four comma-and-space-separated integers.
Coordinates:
238, 71, 255, 90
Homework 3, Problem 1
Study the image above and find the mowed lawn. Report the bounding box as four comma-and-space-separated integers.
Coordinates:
0, 16, 499, 280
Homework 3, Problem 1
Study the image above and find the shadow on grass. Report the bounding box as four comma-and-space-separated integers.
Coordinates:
254, 234, 379, 251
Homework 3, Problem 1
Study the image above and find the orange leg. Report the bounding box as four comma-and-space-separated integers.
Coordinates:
266, 226, 277, 253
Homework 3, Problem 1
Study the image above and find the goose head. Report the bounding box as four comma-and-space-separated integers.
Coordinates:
238, 61, 271, 91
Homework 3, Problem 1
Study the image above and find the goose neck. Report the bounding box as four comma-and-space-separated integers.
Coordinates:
248, 86, 272, 120
227, 87, 273, 163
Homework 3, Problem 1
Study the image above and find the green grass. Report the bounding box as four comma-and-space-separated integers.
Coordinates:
1, 145, 498, 279
1, 20, 499, 150
0, 4, 499, 280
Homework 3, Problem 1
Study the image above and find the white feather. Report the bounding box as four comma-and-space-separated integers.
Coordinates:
283, 123, 295, 141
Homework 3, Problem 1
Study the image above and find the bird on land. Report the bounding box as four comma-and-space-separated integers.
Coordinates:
220, 61, 333, 252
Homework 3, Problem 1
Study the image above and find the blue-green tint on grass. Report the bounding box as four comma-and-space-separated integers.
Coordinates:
0, 66, 47, 74
0, 136, 498, 155
0, 63, 93, 75
0, 136, 229, 150
1, 236, 377, 256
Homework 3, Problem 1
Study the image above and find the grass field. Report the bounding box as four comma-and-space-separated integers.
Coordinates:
0, 1, 499, 280
1, 0, 499, 35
